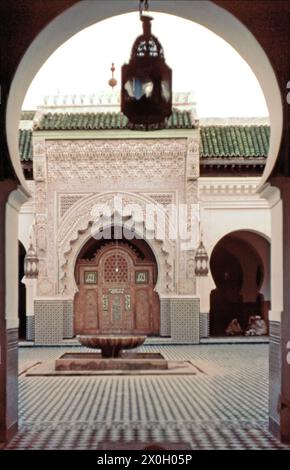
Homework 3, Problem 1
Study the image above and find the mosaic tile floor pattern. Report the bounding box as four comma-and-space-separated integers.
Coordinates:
5, 345, 289, 450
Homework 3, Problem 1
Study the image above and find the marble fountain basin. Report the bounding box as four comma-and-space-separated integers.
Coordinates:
77, 334, 146, 358
55, 335, 168, 371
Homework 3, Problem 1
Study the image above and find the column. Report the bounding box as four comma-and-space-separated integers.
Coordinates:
0, 183, 27, 444
23, 278, 37, 341
196, 274, 215, 338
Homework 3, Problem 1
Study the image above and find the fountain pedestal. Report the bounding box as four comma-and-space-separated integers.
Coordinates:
55, 335, 168, 371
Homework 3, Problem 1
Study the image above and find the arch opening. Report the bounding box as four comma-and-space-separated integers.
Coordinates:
209, 230, 270, 337
74, 227, 160, 336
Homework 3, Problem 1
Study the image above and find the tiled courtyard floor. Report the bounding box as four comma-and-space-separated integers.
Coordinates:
5, 344, 290, 450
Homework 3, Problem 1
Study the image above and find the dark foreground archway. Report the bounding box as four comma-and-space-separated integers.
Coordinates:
1, 0, 290, 447
18, 242, 26, 340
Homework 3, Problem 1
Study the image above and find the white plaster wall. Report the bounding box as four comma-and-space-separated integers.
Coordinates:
196, 275, 215, 314
18, 181, 34, 250
202, 208, 271, 255
18, 212, 34, 251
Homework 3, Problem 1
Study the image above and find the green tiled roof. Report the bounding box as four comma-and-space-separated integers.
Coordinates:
19, 129, 33, 162
200, 125, 269, 158
21, 110, 35, 120
35, 110, 194, 131
19, 124, 270, 163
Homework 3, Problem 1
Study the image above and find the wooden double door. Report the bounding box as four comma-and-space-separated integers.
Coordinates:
74, 243, 160, 335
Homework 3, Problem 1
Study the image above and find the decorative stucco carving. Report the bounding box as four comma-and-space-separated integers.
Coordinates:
33, 138, 46, 156
45, 140, 187, 181
59, 194, 90, 219
38, 259, 48, 277
36, 227, 46, 253
33, 138, 47, 182
186, 134, 200, 180
35, 215, 47, 255
185, 180, 199, 237
199, 180, 260, 200
38, 278, 54, 296
35, 184, 47, 212
34, 161, 45, 182
145, 193, 174, 207
187, 258, 195, 280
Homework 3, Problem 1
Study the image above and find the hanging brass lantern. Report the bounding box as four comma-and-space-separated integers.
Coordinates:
121, 6, 172, 130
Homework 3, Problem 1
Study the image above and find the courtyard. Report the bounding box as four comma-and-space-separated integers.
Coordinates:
5, 344, 288, 450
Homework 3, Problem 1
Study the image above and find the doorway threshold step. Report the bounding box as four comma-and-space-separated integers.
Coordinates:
200, 336, 269, 344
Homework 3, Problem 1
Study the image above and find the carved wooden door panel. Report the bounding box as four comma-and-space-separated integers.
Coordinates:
134, 265, 159, 334
100, 292, 132, 333
74, 266, 98, 334
99, 250, 134, 333
135, 289, 150, 331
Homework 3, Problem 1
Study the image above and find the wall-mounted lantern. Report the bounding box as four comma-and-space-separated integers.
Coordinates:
195, 240, 209, 277
24, 243, 39, 278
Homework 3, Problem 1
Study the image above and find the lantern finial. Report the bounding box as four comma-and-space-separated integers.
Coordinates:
108, 63, 117, 90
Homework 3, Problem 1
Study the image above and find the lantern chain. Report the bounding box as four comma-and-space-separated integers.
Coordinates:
139, 0, 149, 17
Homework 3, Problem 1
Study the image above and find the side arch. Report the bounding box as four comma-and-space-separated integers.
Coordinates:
209, 229, 271, 336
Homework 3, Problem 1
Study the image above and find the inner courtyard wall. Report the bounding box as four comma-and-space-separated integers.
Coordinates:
19, 134, 273, 344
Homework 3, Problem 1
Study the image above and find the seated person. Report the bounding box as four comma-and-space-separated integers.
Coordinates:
225, 318, 243, 336
245, 315, 267, 336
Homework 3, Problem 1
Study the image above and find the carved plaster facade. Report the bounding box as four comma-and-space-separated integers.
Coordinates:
23, 128, 204, 343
